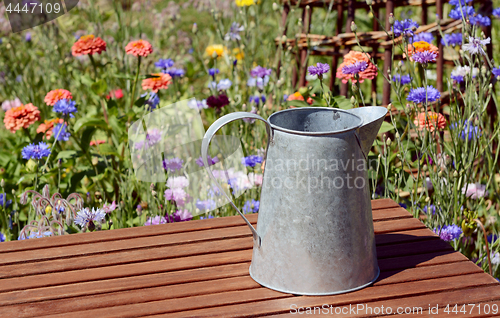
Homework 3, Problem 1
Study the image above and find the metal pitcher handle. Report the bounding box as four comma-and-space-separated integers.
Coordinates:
201, 112, 274, 247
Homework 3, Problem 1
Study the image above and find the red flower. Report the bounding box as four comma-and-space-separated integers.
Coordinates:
206, 94, 230, 109
106, 89, 124, 100
142, 73, 172, 93
71, 35, 107, 56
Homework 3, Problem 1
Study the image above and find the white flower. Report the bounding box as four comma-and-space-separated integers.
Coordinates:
217, 79, 232, 90
74, 208, 106, 229
247, 75, 269, 89
187, 99, 207, 110
248, 173, 263, 186
462, 36, 490, 56
166, 176, 189, 188
461, 183, 488, 199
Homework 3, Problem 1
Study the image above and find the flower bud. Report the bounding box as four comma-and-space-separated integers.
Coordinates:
425, 196, 430, 202
350, 21, 357, 32
0, 179, 4, 188
192, 23, 198, 34
212, 51, 218, 59
489, 83, 493, 90
438, 171, 443, 178
387, 104, 392, 111
389, 13, 395, 25
350, 96, 356, 106
453, 170, 459, 178
422, 164, 427, 171
281, 35, 287, 43
366, 0, 372, 5
109, 219, 113, 226
242, 103, 247, 110
386, 138, 392, 146
395, 132, 400, 139
272, 2, 279, 11
152, 190, 157, 197
351, 83, 359, 93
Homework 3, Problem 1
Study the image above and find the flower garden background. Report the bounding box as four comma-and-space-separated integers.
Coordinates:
1, 0, 500, 280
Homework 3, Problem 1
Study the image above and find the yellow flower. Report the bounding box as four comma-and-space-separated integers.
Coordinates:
45, 206, 52, 214
412, 41, 431, 51
205, 45, 227, 58
235, 0, 256, 6
233, 48, 245, 60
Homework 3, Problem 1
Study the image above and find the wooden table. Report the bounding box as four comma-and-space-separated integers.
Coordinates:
1, 199, 499, 317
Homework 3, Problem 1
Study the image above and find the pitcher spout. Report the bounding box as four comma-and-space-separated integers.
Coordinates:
347, 106, 388, 157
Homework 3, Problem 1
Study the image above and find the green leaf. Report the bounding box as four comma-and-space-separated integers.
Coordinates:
80, 127, 96, 153
56, 151, 78, 159
91, 80, 108, 96
284, 100, 310, 108
99, 143, 118, 156
74, 117, 109, 133
19, 211, 28, 222
378, 121, 395, 134
331, 95, 352, 110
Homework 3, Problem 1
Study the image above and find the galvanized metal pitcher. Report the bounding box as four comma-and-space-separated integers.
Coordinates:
201, 106, 387, 295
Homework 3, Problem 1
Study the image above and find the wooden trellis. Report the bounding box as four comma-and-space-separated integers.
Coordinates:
278, 0, 494, 107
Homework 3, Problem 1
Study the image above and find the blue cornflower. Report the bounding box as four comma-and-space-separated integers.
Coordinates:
407, 86, 441, 104
449, 0, 471, 5
469, 14, 491, 27
341, 61, 367, 75
434, 224, 462, 242
19, 231, 53, 240
243, 199, 260, 214
493, 8, 500, 18
392, 19, 419, 38
308, 63, 330, 76
208, 68, 219, 77
250, 66, 272, 78
399, 203, 407, 209
196, 199, 216, 211
412, 51, 437, 64
423, 204, 436, 215
392, 74, 412, 85
409, 32, 434, 44
441, 33, 463, 47
22, 142, 51, 160
451, 120, 481, 141
163, 158, 183, 172
141, 92, 160, 110
74, 207, 106, 230
449, 6, 475, 20
487, 234, 499, 244
52, 123, 71, 141
53, 99, 77, 118
241, 155, 263, 167
167, 68, 185, 78
492, 67, 500, 78
451, 74, 464, 83
217, 79, 232, 90
225, 22, 244, 41
249, 95, 266, 104
155, 58, 174, 71
0, 232, 4, 242
199, 215, 215, 220
0, 193, 12, 208
196, 155, 219, 167
462, 36, 490, 56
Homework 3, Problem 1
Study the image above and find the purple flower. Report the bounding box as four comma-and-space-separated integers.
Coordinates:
308, 62, 330, 76
493, 8, 500, 18
241, 155, 263, 167
167, 68, 185, 77
392, 74, 412, 85
52, 123, 71, 141
449, 0, 471, 5
134, 129, 162, 150
144, 216, 168, 226
18, 231, 53, 240
451, 120, 481, 141
449, 6, 475, 20
163, 158, 184, 172
492, 67, 500, 78
164, 188, 188, 206
22, 142, 51, 160
412, 51, 437, 64
462, 36, 490, 56
441, 33, 463, 47
249, 95, 266, 104
187, 99, 207, 111
25, 32, 31, 42
53, 99, 77, 118
392, 19, 419, 38
434, 224, 462, 242
423, 204, 436, 215
196, 199, 216, 211
199, 215, 215, 220
341, 61, 367, 75
451, 74, 464, 83
469, 14, 490, 27
0, 232, 5, 242
225, 22, 244, 41
409, 32, 434, 44
407, 86, 441, 104
174, 209, 192, 222
141, 92, 160, 110
1, 98, 22, 111
243, 199, 259, 214
155, 58, 174, 71
250, 66, 272, 78
74, 208, 106, 231
0, 193, 12, 208
247, 76, 269, 89
208, 68, 219, 77
196, 155, 219, 167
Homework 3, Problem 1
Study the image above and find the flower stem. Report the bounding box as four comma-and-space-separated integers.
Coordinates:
88, 54, 98, 81
129, 56, 142, 110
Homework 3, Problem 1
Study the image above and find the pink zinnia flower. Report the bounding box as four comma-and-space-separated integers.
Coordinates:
125, 40, 153, 57
142, 73, 172, 93
3, 103, 40, 133
44, 89, 73, 106
71, 35, 107, 56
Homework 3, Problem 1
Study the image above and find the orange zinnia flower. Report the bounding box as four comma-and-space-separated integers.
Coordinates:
71, 35, 107, 56
125, 40, 153, 57
44, 89, 73, 106
90, 140, 106, 146
37, 118, 65, 140
3, 103, 41, 133
405, 41, 439, 61
142, 73, 172, 93
336, 51, 378, 84
413, 111, 446, 132
287, 92, 313, 105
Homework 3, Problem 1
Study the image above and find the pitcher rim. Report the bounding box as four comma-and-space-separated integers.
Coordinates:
267, 107, 363, 136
